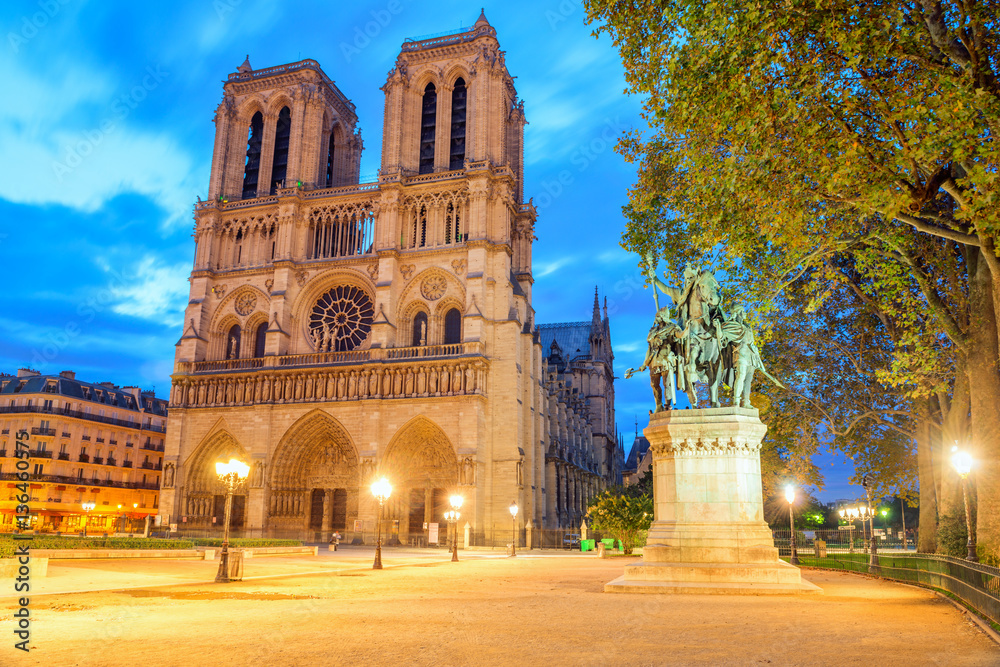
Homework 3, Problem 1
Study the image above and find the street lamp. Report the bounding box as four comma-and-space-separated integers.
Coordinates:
371, 477, 392, 570
952, 448, 977, 562
117, 504, 124, 534
81, 501, 96, 537
785, 485, 799, 565
445, 494, 463, 562
861, 474, 879, 573
509, 501, 518, 557
214, 458, 250, 583
880, 508, 888, 542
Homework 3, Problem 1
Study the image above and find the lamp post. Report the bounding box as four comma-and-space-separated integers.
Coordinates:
861, 474, 879, 572
785, 485, 799, 565
81, 501, 95, 537
509, 502, 518, 557
446, 494, 463, 562
371, 477, 392, 570
952, 448, 977, 562
880, 508, 888, 543
214, 458, 250, 583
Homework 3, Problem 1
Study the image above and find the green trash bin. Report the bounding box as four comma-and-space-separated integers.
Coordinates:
581, 539, 596, 552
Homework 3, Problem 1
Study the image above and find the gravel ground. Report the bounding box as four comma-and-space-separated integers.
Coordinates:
3, 553, 997, 666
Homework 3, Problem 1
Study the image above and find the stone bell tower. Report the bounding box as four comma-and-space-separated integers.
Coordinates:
207, 56, 363, 203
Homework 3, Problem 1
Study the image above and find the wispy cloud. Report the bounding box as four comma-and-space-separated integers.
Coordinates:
0, 52, 201, 229
103, 255, 189, 327
534, 256, 576, 278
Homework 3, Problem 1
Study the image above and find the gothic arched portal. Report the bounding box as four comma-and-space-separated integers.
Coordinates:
381, 417, 459, 541
268, 410, 360, 537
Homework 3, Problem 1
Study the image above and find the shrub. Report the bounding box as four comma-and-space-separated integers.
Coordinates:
0, 535, 195, 557
937, 514, 970, 558
190, 538, 302, 548
586, 491, 653, 555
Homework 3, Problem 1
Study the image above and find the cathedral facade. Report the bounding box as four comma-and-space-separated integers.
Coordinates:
161, 13, 620, 543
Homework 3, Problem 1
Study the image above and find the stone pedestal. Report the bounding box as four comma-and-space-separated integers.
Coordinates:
606, 407, 820, 595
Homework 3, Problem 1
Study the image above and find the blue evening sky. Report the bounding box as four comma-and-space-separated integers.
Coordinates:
0, 0, 859, 502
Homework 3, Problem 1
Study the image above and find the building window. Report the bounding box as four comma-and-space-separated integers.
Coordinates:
225, 324, 242, 360
325, 131, 336, 187
444, 308, 462, 344
43, 399, 53, 411
254, 321, 268, 358
241, 111, 264, 199
409, 206, 428, 249
445, 203, 461, 244
32, 463, 43, 476
270, 106, 291, 194
419, 83, 437, 174
412, 312, 428, 347
450, 78, 467, 170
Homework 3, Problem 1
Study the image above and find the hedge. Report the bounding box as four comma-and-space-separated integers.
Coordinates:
190, 538, 303, 548
0, 536, 195, 557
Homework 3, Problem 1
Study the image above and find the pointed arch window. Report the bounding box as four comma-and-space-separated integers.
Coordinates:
225, 324, 242, 360
253, 321, 268, 358
241, 112, 264, 199
412, 312, 428, 347
270, 106, 291, 194
410, 206, 428, 248
419, 83, 437, 174
450, 78, 467, 170
445, 202, 461, 244
444, 308, 462, 345
325, 131, 336, 188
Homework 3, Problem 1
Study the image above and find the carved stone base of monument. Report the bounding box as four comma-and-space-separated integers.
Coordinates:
606, 407, 820, 595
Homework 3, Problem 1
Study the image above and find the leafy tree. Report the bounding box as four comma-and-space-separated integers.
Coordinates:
586, 490, 653, 555
584, 0, 1000, 554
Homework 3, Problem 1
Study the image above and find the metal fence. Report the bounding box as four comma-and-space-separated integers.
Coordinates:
772, 528, 918, 556
772, 530, 999, 629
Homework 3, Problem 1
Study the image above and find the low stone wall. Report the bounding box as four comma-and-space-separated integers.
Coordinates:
199, 546, 319, 559
30, 549, 204, 560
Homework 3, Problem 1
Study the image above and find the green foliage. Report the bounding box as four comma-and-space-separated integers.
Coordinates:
937, 514, 970, 558
0, 535, 195, 557
586, 490, 653, 555
190, 538, 302, 548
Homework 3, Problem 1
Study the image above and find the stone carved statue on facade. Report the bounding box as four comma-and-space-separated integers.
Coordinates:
361, 457, 375, 482
250, 461, 264, 488
163, 462, 175, 488
461, 457, 476, 485
629, 257, 783, 409
228, 335, 238, 359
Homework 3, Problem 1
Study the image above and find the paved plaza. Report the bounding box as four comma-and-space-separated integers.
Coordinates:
2, 547, 998, 665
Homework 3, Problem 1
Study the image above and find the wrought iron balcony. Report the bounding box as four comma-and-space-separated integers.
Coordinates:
31, 427, 56, 436
29, 450, 53, 459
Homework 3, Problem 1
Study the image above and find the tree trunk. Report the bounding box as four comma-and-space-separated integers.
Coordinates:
966, 249, 1000, 558
937, 368, 970, 525
916, 401, 938, 553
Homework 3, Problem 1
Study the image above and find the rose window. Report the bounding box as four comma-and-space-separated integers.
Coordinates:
234, 292, 257, 316
420, 274, 447, 300
309, 285, 374, 352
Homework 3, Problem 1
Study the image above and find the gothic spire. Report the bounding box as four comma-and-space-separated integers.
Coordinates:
475, 8, 490, 27
591, 286, 601, 331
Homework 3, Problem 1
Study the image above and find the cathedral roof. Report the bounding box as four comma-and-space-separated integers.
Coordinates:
623, 435, 650, 473
0, 373, 168, 415
537, 322, 591, 362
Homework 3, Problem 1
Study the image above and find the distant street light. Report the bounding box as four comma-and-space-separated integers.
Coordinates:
509, 502, 518, 557
81, 501, 96, 537
371, 477, 392, 570
445, 494, 463, 562
214, 458, 250, 583
952, 448, 977, 562
785, 485, 799, 565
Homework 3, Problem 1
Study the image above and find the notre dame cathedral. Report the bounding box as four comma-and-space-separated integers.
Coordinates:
160, 12, 622, 544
